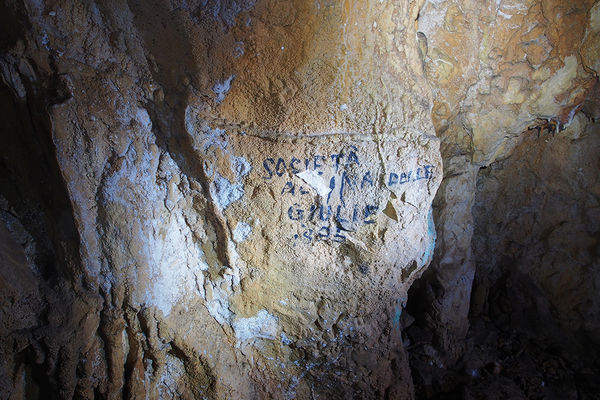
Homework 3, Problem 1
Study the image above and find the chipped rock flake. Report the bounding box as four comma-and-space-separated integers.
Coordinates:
296, 169, 332, 198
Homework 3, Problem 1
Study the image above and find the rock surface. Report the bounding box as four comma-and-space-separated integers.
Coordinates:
471, 114, 600, 349
407, 113, 600, 399
1, 0, 599, 398
0, 0, 441, 398
413, 0, 600, 366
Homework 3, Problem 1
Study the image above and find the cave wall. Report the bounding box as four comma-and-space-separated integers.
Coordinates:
1, 0, 599, 398
413, 0, 600, 366
1, 0, 442, 398
471, 113, 600, 350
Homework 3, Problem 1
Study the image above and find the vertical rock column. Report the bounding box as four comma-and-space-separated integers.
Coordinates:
171, 0, 443, 396
1, 0, 441, 398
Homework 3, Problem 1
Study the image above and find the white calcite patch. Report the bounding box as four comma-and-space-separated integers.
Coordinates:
233, 221, 252, 242
135, 107, 152, 129
205, 279, 234, 325
233, 310, 279, 343
144, 209, 209, 316
210, 173, 244, 211
231, 155, 252, 180
158, 354, 186, 399
213, 75, 235, 103
100, 141, 209, 316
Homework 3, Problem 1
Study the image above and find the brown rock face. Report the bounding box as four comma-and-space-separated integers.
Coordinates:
1, 0, 441, 398
411, 0, 600, 373
2, 0, 599, 398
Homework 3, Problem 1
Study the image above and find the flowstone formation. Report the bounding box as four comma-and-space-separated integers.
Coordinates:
0, 0, 441, 398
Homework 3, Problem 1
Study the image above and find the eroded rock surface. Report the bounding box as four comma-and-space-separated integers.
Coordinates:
3, 0, 598, 398
412, 0, 600, 366
0, 0, 441, 398
471, 114, 600, 349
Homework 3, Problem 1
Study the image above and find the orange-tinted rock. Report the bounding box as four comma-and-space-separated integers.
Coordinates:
0, 0, 440, 398
415, 0, 599, 367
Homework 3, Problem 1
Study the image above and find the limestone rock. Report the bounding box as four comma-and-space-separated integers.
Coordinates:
414, 0, 600, 365
420, 0, 597, 164
0, 0, 441, 398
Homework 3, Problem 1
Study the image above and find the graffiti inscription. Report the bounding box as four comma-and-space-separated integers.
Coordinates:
260, 146, 434, 244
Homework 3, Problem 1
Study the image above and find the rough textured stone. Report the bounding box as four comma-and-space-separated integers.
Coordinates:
2, 0, 599, 398
0, 0, 441, 398
413, 0, 600, 367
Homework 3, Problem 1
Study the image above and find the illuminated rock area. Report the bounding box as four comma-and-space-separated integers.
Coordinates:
0, 0, 598, 399
1, 0, 440, 398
